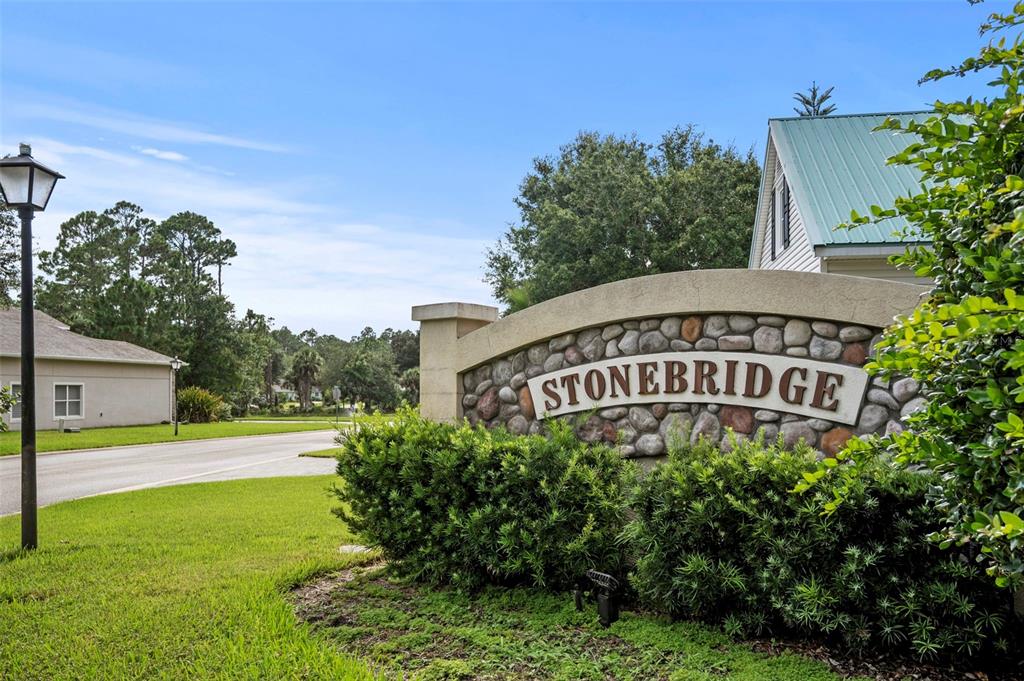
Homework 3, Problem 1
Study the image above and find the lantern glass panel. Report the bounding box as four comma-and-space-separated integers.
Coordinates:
0, 165, 30, 205
31, 168, 59, 210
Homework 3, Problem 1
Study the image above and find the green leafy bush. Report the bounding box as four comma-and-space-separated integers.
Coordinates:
0, 386, 12, 433
216, 400, 233, 422
333, 408, 636, 590
176, 386, 226, 424
626, 436, 1021, 663
804, 5, 1024, 588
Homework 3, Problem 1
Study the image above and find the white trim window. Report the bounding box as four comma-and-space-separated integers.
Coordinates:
54, 383, 84, 419
9, 383, 22, 421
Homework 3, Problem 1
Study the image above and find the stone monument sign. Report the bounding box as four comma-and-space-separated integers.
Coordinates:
413, 270, 927, 463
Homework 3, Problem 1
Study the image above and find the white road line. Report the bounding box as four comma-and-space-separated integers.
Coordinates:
92, 453, 308, 497
15, 428, 336, 458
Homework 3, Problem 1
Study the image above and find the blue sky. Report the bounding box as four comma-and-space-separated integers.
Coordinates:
0, 1, 1011, 337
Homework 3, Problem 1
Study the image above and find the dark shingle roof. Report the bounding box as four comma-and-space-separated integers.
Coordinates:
0, 309, 173, 366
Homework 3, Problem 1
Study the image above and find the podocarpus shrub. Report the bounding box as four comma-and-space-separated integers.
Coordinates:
625, 435, 1021, 663
176, 386, 226, 424
333, 408, 636, 591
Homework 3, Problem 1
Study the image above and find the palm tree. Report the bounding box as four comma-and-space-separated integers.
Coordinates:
288, 347, 323, 411
793, 82, 837, 117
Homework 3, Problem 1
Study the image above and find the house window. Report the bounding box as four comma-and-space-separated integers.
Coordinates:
769, 188, 777, 261
781, 181, 791, 249
9, 383, 21, 421
54, 384, 83, 419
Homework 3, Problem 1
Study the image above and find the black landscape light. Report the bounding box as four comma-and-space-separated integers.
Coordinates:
0, 143, 64, 550
575, 569, 621, 628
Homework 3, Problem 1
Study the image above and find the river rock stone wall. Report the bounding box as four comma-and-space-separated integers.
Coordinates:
460, 313, 923, 463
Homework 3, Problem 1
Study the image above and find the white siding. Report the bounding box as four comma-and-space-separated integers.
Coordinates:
823, 257, 932, 285
760, 154, 819, 273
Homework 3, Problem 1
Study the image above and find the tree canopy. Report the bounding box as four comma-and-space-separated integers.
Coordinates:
484, 126, 760, 312
288, 347, 323, 411
0, 200, 421, 414
0, 205, 17, 307
33, 202, 250, 396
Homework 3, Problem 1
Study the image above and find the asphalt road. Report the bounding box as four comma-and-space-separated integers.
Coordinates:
0, 429, 339, 516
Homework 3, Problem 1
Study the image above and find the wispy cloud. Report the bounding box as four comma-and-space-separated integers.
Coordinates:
229, 225, 492, 334
4, 134, 493, 336
8, 94, 288, 153
16, 137, 315, 217
135, 147, 188, 162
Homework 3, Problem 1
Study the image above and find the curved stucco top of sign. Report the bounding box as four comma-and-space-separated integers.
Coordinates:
437, 269, 927, 373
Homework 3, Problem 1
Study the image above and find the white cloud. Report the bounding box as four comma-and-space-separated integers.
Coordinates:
228, 226, 493, 334
17, 137, 315, 218
6, 134, 495, 337
8, 94, 288, 153
136, 147, 188, 162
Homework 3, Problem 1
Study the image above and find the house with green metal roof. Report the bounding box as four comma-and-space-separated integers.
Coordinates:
748, 111, 932, 282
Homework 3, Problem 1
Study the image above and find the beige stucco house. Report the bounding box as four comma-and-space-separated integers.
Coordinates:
749, 111, 932, 283
1, 309, 175, 431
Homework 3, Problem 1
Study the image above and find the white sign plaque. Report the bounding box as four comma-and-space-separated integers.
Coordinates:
526, 352, 870, 425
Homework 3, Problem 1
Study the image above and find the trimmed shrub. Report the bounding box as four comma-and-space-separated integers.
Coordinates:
625, 435, 1021, 663
216, 400, 233, 422
176, 386, 226, 424
333, 408, 636, 590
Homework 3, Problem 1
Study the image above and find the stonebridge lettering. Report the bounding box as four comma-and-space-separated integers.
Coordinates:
530, 352, 866, 424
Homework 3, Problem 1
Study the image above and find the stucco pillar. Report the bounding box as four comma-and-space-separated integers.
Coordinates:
412, 302, 498, 422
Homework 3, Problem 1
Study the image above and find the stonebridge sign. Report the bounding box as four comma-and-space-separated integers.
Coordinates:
413, 270, 928, 462
529, 352, 868, 424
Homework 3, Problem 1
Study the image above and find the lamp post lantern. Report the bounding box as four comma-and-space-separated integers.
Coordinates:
170, 357, 183, 436
0, 143, 64, 550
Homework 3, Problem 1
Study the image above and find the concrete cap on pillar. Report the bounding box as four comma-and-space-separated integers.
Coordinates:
411, 302, 498, 323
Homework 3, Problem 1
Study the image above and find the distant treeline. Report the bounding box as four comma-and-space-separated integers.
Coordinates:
0, 201, 418, 413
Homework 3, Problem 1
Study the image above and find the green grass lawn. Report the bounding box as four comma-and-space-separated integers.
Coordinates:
300, 447, 344, 458
237, 414, 393, 423
0, 476, 374, 680
0, 475, 856, 680
236, 414, 350, 422
0, 421, 333, 456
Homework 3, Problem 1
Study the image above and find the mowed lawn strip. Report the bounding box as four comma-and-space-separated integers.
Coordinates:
0, 421, 333, 456
235, 415, 346, 422
0, 476, 375, 680
300, 447, 344, 458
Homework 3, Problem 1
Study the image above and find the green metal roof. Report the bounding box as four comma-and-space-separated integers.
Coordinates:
769, 111, 933, 246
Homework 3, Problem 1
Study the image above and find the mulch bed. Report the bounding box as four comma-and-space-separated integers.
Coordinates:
291, 566, 1022, 681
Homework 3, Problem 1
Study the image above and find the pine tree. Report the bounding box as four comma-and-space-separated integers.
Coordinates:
793, 81, 837, 116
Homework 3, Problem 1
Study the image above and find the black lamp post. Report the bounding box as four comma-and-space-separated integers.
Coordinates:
0, 143, 64, 551
170, 357, 183, 436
